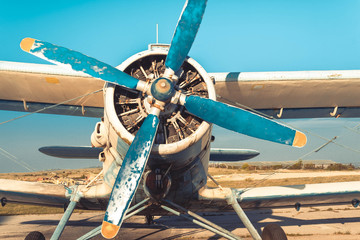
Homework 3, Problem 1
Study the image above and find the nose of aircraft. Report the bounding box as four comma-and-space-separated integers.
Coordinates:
150, 77, 175, 102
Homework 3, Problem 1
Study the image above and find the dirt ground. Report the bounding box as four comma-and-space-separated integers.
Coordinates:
0, 204, 359, 239
1, 169, 360, 239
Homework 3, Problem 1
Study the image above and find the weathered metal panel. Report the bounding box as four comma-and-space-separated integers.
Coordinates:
0, 61, 104, 111
197, 181, 360, 211
211, 70, 360, 118
0, 179, 67, 207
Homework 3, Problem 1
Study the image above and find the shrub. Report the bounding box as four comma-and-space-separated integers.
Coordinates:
327, 163, 354, 171
271, 164, 283, 170
304, 163, 315, 169
241, 163, 250, 170
289, 160, 303, 170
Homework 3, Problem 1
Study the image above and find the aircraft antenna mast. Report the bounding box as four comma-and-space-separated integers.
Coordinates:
156, 24, 159, 44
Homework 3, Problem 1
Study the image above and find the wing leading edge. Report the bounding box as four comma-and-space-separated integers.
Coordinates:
0, 61, 104, 117
198, 181, 360, 210
1, 179, 359, 211
3, 61, 360, 119
211, 70, 360, 118
0, 179, 68, 207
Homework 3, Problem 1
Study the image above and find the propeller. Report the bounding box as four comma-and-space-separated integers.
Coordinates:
20, 0, 306, 238
102, 108, 160, 238
20, 38, 144, 91
164, 0, 207, 76
181, 95, 306, 147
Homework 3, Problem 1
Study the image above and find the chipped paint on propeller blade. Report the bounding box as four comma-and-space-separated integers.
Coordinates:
165, 0, 207, 72
101, 113, 159, 239
184, 95, 306, 147
20, 38, 140, 90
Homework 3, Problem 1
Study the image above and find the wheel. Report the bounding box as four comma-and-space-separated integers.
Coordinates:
262, 223, 287, 240
24, 231, 45, 240
145, 214, 154, 225
1, 197, 6, 207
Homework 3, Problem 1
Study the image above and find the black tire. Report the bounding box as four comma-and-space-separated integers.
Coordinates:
24, 231, 45, 240
262, 223, 287, 240
145, 214, 154, 225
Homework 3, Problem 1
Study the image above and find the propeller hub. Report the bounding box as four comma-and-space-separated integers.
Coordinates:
150, 78, 175, 102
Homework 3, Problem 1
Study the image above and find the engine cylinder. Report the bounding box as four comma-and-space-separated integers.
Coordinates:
103, 45, 216, 170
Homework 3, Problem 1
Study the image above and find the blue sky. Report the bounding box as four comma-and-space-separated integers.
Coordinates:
1, 0, 360, 172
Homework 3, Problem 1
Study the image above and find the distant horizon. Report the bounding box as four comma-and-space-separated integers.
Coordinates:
1, 157, 359, 174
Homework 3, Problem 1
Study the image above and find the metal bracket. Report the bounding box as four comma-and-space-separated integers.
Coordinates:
330, 106, 338, 117
352, 199, 360, 208
81, 105, 86, 116
1, 197, 7, 207
22, 99, 29, 111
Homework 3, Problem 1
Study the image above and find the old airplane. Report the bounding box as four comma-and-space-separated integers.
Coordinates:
1, 0, 360, 240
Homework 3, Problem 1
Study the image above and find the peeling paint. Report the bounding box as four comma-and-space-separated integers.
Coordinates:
25, 38, 139, 90
45, 77, 59, 84
251, 84, 264, 90
104, 114, 159, 228
184, 95, 299, 146
328, 73, 342, 79
165, 0, 207, 72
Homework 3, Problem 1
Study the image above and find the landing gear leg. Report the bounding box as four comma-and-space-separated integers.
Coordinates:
226, 190, 262, 240
50, 186, 83, 240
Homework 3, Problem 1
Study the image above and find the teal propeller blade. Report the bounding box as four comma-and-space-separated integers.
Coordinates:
101, 109, 160, 239
20, 38, 141, 90
165, 0, 207, 73
182, 95, 306, 148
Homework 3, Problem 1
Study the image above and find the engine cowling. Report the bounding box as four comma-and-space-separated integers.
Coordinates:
90, 45, 216, 202
103, 45, 215, 168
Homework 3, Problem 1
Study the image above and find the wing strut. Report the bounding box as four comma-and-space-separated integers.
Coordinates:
161, 199, 242, 240
226, 191, 262, 240
46, 187, 151, 240
50, 186, 82, 240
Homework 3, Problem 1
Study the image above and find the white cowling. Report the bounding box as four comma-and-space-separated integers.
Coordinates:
90, 121, 108, 148
81, 45, 216, 200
